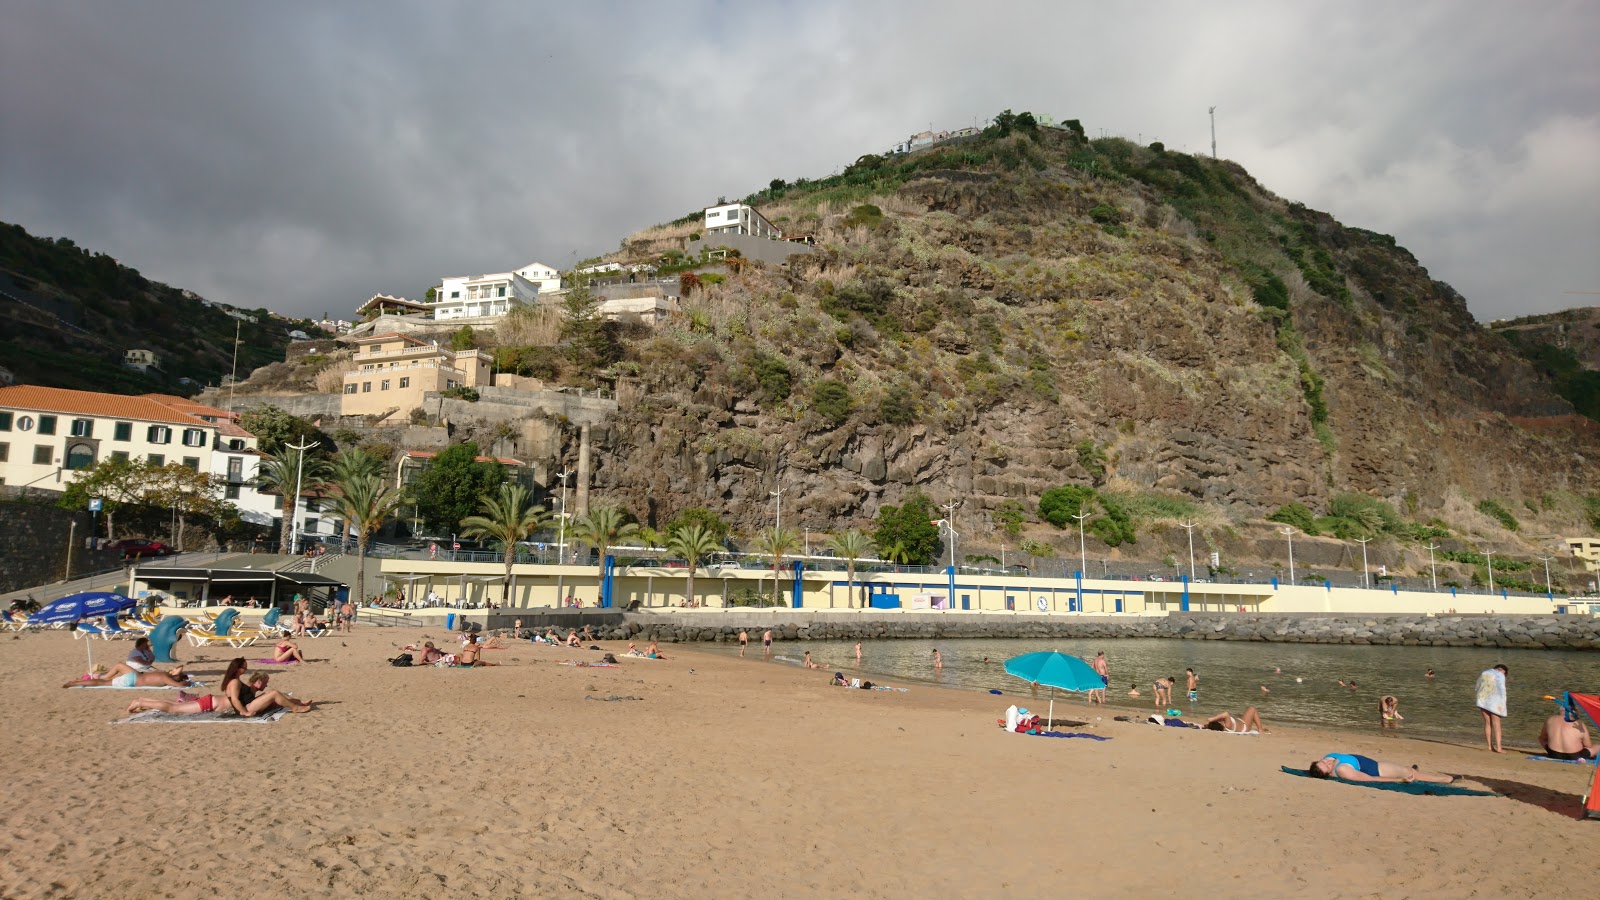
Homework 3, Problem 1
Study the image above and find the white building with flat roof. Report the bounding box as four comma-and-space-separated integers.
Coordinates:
704, 203, 781, 240
432, 271, 541, 320
513, 262, 562, 294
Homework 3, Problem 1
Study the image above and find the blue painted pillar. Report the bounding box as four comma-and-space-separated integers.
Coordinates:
1391, 583, 1398, 595
1271, 577, 1279, 590
792, 560, 803, 608
1073, 571, 1083, 612
1180, 574, 1190, 612
946, 565, 956, 610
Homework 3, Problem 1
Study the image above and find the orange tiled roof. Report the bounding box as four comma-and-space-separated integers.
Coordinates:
0, 386, 216, 428
141, 395, 258, 441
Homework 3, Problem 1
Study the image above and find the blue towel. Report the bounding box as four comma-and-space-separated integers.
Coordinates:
1279, 766, 1497, 796
1526, 755, 1597, 765
1030, 731, 1112, 741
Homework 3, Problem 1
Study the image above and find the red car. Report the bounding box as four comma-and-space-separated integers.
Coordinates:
109, 538, 176, 560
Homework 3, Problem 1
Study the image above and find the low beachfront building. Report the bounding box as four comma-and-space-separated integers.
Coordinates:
432, 271, 541, 320
703, 203, 781, 240
339, 333, 492, 419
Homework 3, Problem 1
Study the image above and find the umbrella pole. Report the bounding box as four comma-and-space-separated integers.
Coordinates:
1048, 686, 1055, 730
85, 630, 94, 673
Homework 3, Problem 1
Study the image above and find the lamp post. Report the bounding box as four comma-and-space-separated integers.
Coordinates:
286, 438, 319, 555
556, 469, 571, 564
1072, 511, 1090, 579
1536, 555, 1554, 594
1178, 519, 1198, 582
1484, 550, 1496, 594
1354, 537, 1372, 589
1424, 542, 1440, 591
770, 485, 785, 532
1279, 526, 1296, 584
941, 499, 959, 571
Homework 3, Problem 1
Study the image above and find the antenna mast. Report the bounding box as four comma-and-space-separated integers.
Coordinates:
1209, 106, 1217, 159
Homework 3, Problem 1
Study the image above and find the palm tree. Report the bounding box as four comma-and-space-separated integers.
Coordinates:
323, 472, 402, 606
459, 484, 548, 604
665, 523, 720, 608
570, 504, 638, 606
752, 526, 800, 607
883, 539, 913, 568
255, 445, 330, 552
825, 528, 874, 608
328, 448, 385, 549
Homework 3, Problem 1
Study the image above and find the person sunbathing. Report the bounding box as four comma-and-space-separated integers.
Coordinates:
270, 639, 306, 664
646, 640, 665, 660
624, 641, 644, 657
414, 641, 445, 665
124, 692, 223, 715
222, 659, 312, 715
456, 636, 498, 667
1540, 705, 1595, 760
1202, 708, 1269, 733
565, 630, 582, 648
64, 662, 190, 689
1306, 754, 1455, 783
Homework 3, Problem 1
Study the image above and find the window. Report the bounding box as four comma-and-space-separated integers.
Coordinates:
344, 384, 357, 395
113, 421, 132, 441
381, 379, 390, 391
303, 518, 319, 534
32, 445, 51, 465
147, 425, 171, 444
305, 497, 321, 513
228, 439, 245, 450
0, 443, 7, 462
147, 454, 164, 467
362, 382, 372, 393
227, 457, 244, 482
272, 494, 283, 510
110, 450, 129, 463
180, 456, 198, 471
497, 286, 506, 297
37, 415, 56, 435
65, 443, 95, 470
450, 291, 460, 299
70, 419, 93, 437
0, 412, 11, 431
182, 429, 206, 447
399, 377, 410, 389
225, 483, 241, 500
708, 210, 721, 218
16, 415, 33, 432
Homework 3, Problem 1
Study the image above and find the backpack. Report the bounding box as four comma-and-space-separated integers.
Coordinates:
390, 653, 413, 667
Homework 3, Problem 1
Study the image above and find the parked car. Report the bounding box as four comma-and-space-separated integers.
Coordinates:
109, 538, 175, 560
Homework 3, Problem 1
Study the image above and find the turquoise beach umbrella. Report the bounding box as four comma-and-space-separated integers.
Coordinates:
1004, 651, 1104, 727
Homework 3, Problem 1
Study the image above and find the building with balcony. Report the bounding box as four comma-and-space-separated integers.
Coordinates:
703, 203, 781, 240
513, 262, 562, 294
432, 271, 541, 320
123, 348, 160, 373
340, 333, 492, 419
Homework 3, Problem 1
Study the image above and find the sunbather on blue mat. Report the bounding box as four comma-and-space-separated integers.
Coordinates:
1306, 754, 1456, 785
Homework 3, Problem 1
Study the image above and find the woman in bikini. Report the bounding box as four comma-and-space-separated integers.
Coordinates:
270, 639, 307, 664
222, 658, 313, 715
456, 636, 498, 667
1202, 707, 1269, 733
1306, 754, 1455, 784
124, 690, 223, 716
64, 661, 190, 689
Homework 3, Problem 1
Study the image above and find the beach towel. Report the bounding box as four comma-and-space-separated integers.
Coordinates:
1278, 766, 1498, 796
79, 680, 205, 690
559, 661, 619, 668
112, 708, 289, 725
869, 686, 908, 692
254, 659, 299, 665
1527, 755, 1598, 765
1475, 668, 1507, 717
1029, 731, 1112, 741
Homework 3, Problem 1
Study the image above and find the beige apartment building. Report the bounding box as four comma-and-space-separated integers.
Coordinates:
340, 333, 492, 418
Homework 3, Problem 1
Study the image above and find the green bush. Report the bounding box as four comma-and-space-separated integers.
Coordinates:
1087, 493, 1137, 547
441, 386, 479, 402
842, 204, 884, 229
751, 353, 791, 403
992, 500, 1027, 538
811, 379, 853, 426
1088, 203, 1122, 226
1039, 484, 1096, 528
879, 384, 918, 425
1075, 439, 1107, 485
1476, 499, 1520, 532
1267, 502, 1319, 534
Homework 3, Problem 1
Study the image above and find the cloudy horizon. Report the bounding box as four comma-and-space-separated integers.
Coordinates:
2, 1, 1596, 322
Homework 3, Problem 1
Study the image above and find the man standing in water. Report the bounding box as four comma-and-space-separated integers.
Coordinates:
762, 629, 773, 657
1475, 664, 1508, 753
1091, 651, 1109, 705
1186, 668, 1199, 704
738, 630, 749, 657
854, 641, 862, 666
932, 648, 943, 673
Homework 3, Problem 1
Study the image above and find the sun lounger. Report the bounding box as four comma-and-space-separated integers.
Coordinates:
0, 610, 29, 631
100, 614, 138, 639
73, 621, 109, 640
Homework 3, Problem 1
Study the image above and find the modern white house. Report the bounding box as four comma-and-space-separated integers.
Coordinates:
703, 203, 781, 240
513, 262, 563, 294
123, 349, 160, 373
432, 271, 541, 320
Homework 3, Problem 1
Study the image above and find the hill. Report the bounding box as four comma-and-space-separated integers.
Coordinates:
531, 113, 1600, 561
1492, 306, 1600, 421
0, 222, 318, 395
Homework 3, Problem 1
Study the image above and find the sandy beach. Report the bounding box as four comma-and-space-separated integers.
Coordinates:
0, 625, 1592, 899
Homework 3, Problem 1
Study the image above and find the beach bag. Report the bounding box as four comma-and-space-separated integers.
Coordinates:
390, 653, 413, 667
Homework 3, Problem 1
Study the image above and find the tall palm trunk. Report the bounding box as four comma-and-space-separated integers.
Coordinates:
356, 538, 367, 604
504, 542, 515, 604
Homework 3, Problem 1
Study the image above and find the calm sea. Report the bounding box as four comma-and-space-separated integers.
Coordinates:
721, 637, 1600, 747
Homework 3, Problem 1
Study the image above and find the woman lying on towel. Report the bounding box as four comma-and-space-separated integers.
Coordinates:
124, 691, 224, 715
1202, 707, 1270, 734
222, 659, 313, 715
63, 662, 190, 689
1306, 754, 1455, 784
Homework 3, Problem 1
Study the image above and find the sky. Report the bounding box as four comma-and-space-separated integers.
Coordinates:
2, 1, 1597, 323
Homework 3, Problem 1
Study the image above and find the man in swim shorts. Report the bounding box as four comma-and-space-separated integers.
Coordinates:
762, 629, 773, 657
1186, 668, 1199, 703
1090, 651, 1109, 705
1540, 703, 1595, 760
739, 630, 749, 657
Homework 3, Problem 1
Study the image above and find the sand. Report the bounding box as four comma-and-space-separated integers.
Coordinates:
0, 626, 1592, 899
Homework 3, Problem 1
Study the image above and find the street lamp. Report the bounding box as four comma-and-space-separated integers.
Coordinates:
1536, 555, 1554, 595
1353, 537, 1372, 589
1178, 519, 1198, 582
1279, 526, 1296, 584
1072, 511, 1090, 579
1424, 542, 1440, 591
769, 485, 785, 532
941, 499, 959, 571
1484, 550, 1496, 594
556, 469, 571, 564
286, 438, 319, 555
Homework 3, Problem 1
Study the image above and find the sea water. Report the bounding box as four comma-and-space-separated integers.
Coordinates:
735, 637, 1600, 747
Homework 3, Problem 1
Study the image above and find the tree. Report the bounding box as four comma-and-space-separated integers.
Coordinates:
752, 526, 799, 607
328, 448, 385, 549
560, 283, 622, 374
665, 523, 720, 607
255, 445, 330, 551
872, 492, 942, 567
58, 457, 156, 540
666, 507, 731, 544
145, 463, 221, 552
824, 528, 874, 608
239, 405, 325, 455
458, 483, 548, 604
448, 325, 477, 351
412, 442, 504, 534
323, 472, 403, 604
811, 379, 853, 426
1039, 484, 1096, 528
570, 504, 638, 604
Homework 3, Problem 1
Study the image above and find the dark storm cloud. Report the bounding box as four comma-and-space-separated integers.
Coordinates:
2, 1, 1596, 321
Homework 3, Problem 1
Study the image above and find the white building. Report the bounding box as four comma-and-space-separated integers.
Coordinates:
432, 271, 541, 320
513, 262, 563, 294
703, 203, 781, 240
123, 349, 160, 373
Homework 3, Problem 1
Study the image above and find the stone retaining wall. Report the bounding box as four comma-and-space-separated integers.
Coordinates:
597, 613, 1600, 652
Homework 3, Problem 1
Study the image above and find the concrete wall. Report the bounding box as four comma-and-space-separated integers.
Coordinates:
690, 233, 815, 268
0, 504, 122, 595
284, 339, 341, 361
222, 392, 343, 422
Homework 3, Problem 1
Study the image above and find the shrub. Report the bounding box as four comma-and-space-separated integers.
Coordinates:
441, 386, 479, 402
879, 383, 918, 425
1075, 439, 1107, 485
1476, 498, 1520, 532
1088, 203, 1122, 226
811, 379, 853, 426
751, 353, 791, 403
448, 325, 476, 351
1039, 485, 1097, 528
1267, 502, 1318, 534
842, 204, 884, 229
992, 500, 1027, 538
1088, 493, 1137, 547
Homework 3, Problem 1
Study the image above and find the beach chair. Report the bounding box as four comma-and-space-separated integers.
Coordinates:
101, 614, 137, 639
258, 607, 290, 637
0, 610, 28, 632
187, 609, 258, 648
73, 621, 109, 640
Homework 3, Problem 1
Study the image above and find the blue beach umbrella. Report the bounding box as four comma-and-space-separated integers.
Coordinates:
33, 592, 137, 670
1004, 651, 1104, 727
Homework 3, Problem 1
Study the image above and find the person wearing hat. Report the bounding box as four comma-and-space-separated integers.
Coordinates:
1540, 700, 1595, 760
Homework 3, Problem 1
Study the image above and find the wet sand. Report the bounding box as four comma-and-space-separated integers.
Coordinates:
0, 626, 1591, 898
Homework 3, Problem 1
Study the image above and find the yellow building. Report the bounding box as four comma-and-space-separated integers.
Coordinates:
1565, 537, 1600, 576
340, 333, 491, 419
